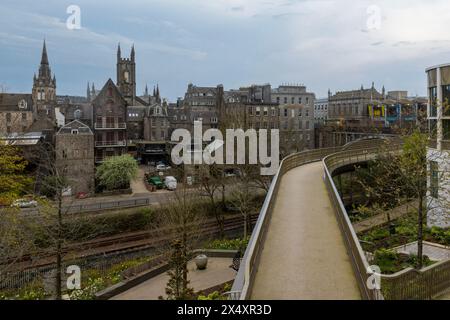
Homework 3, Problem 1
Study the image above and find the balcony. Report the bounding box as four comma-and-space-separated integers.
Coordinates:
94, 123, 127, 130
95, 140, 127, 147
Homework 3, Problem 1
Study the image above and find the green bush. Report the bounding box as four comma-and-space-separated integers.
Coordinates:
206, 237, 250, 250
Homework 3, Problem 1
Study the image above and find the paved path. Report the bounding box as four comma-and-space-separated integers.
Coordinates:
394, 241, 450, 261
111, 258, 236, 300
130, 166, 151, 195
250, 162, 361, 300
353, 200, 418, 233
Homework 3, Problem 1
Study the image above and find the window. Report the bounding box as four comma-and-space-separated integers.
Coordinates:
291, 97, 295, 104
248, 106, 253, 115
430, 161, 439, 198
298, 97, 302, 104
306, 97, 309, 104
271, 107, 276, 116
306, 121, 310, 129
276, 97, 280, 104
256, 107, 261, 116
6, 113, 11, 122
284, 109, 288, 117
263, 107, 268, 116
284, 97, 288, 104
71, 129, 79, 135
291, 109, 295, 118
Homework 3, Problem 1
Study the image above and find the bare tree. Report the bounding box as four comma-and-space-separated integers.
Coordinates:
157, 178, 206, 300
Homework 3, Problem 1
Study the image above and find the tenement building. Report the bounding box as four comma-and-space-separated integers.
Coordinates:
55, 120, 95, 195
272, 84, 316, 153
426, 63, 450, 228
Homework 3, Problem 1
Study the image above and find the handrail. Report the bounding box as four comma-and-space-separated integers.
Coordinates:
232, 138, 450, 300
323, 146, 450, 300
231, 147, 343, 299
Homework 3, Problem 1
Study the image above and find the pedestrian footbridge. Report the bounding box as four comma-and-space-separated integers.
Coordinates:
230, 139, 401, 300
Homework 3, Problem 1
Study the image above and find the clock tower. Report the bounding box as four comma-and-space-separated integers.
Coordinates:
116, 44, 136, 104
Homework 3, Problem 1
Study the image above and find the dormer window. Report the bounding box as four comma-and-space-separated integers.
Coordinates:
71, 129, 79, 135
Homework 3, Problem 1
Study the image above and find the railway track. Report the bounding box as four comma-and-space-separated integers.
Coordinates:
4, 214, 258, 271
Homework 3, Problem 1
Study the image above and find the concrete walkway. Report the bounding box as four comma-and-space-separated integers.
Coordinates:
250, 162, 361, 300
111, 258, 236, 300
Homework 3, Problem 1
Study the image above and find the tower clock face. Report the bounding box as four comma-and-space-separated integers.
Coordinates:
18, 99, 27, 109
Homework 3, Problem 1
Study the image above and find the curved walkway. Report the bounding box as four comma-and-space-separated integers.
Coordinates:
250, 162, 361, 299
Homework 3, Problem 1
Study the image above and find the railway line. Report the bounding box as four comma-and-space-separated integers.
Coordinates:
4, 214, 258, 271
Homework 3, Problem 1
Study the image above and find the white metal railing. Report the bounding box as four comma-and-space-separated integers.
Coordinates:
95, 140, 127, 147
94, 123, 127, 130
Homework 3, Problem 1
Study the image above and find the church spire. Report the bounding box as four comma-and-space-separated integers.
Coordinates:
117, 43, 121, 60
156, 84, 160, 103
87, 82, 91, 101
41, 40, 49, 65
131, 44, 135, 61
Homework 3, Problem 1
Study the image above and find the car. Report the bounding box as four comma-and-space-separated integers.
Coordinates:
164, 176, 177, 191
148, 176, 164, 189
11, 199, 38, 208
156, 164, 171, 171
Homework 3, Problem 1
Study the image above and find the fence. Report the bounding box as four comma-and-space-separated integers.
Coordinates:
323, 147, 450, 300
22, 196, 155, 216
231, 147, 343, 300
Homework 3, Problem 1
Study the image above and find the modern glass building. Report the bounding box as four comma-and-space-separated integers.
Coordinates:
426, 64, 450, 228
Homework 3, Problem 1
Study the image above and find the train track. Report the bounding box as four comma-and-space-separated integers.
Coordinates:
5, 214, 258, 271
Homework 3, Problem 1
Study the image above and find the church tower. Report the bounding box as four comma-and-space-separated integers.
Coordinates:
116, 43, 136, 104
32, 40, 57, 119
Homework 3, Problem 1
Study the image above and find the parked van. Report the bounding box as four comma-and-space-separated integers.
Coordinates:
164, 176, 177, 191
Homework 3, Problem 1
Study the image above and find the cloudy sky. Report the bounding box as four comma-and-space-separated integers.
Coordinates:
1, 0, 450, 100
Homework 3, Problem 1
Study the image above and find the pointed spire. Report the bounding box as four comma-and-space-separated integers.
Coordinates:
131, 44, 135, 61
41, 40, 49, 65
87, 82, 91, 100
153, 86, 156, 97
156, 84, 160, 103
117, 43, 121, 60
144, 83, 149, 97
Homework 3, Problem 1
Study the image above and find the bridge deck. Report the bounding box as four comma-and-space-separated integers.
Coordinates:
250, 162, 361, 299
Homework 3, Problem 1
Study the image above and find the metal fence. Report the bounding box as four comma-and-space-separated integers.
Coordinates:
231, 147, 343, 300
323, 147, 450, 300
22, 196, 156, 215
231, 138, 450, 300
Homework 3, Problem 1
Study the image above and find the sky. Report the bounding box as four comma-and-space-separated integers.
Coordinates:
1, 0, 450, 101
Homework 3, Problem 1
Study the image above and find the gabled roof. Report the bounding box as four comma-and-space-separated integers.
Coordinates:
92, 78, 127, 105
57, 119, 93, 135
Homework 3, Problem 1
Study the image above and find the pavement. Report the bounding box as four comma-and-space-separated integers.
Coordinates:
110, 257, 237, 300
249, 162, 361, 300
394, 241, 450, 261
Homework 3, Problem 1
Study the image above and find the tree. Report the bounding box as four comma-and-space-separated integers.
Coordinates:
165, 239, 194, 300
355, 132, 447, 269
0, 145, 33, 205
96, 154, 138, 191
197, 164, 226, 238
159, 180, 205, 300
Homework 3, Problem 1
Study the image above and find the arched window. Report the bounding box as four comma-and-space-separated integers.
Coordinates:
74, 109, 82, 119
